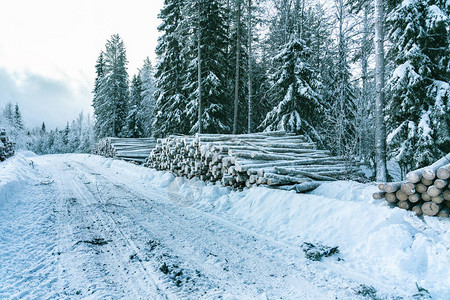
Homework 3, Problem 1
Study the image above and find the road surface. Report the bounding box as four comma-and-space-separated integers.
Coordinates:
0, 154, 372, 299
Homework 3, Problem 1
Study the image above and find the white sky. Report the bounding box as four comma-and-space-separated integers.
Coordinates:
0, 0, 164, 129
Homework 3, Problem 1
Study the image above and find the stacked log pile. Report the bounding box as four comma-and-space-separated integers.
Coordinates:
94, 138, 157, 164
145, 131, 361, 192
373, 153, 450, 217
0, 128, 15, 161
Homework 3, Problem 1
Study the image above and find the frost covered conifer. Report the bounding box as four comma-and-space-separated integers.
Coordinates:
140, 58, 156, 137
386, 0, 449, 171
92, 51, 106, 138
13, 103, 24, 130
93, 34, 129, 138
126, 74, 144, 138
153, 0, 189, 137
183, 0, 230, 134
260, 38, 323, 142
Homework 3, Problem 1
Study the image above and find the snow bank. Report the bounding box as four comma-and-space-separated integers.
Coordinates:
0, 152, 38, 206
139, 169, 449, 298
194, 182, 450, 298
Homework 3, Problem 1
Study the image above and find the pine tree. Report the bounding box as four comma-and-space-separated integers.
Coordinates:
386, 0, 449, 172
63, 122, 70, 150
2, 102, 14, 126
260, 38, 323, 141
13, 103, 24, 130
183, 0, 230, 134
92, 51, 107, 138
93, 34, 129, 138
126, 74, 145, 138
153, 0, 189, 137
322, 0, 357, 156
140, 58, 156, 137
229, 0, 250, 134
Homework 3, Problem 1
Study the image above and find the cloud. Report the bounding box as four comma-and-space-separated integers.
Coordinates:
0, 68, 92, 129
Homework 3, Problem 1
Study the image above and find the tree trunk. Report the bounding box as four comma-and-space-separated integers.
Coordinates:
374, 0, 387, 181
233, 0, 241, 134
359, 2, 370, 159
422, 202, 441, 216
406, 153, 450, 183
247, 0, 252, 134
197, 0, 202, 134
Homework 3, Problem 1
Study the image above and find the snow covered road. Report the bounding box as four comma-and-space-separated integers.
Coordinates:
0, 154, 350, 299
1, 153, 449, 299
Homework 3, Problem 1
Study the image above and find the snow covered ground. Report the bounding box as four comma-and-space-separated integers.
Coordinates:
1, 152, 449, 299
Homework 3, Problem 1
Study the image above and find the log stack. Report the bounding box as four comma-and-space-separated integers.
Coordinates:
0, 128, 15, 161
94, 137, 157, 164
373, 153, 450, 217
145, 131, 362, 192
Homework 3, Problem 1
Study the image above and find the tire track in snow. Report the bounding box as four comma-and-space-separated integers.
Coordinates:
36, 156, 170, 299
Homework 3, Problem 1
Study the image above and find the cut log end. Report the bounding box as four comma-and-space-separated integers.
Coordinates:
422, 202, 441, 216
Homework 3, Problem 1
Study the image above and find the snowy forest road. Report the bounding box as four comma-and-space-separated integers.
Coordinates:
1, 154, 359, 299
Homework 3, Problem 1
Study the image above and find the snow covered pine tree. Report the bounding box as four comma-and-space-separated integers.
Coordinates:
386, 0, 450, 172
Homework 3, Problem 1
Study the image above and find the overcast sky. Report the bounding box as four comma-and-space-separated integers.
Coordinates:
0, 0, 164, 129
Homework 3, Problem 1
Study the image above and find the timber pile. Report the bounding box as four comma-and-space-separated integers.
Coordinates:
145, 131, 361, 192
94, 137, 157, 164
0, 128, 15, 161
373, 153, 450, 217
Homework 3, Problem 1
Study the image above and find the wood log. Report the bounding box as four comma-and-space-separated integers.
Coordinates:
385, 193, 397, 203
395, 190, 408, 201
427, 185, 442, 197
437, 207, 450, 218
411, 203, 423, 216
421, 178, 434, 186
377, 183, 385, 191
434, 179, 448, 189
228, 150, 329, 161
421, 192, 432, 202
235, 157, 348, 172
406, 153, 450, 183
443, 190, 450, 201
384, 182, 404, 193
401, 182, 415, 195
422, 202, 441, 216
431, 195, 445, 204
437, 163, 450, 179
408, 193, 421, 203
415, 183, 428, 193
398, 200, 411, 210
263, 172, 311, 185
273, 166, 338, 181
372, 191, 386, 200
287, 181, 322, 193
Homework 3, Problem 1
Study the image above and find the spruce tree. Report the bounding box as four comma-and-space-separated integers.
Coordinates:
386, 0, 449, 172
140, 58, 156, 137
259, 38, 323, 141
229, 0, 249, 134
13, 103, 24, 130
322, 0, 357, 156
152, 0, 189, 137
92, 51, 107, 138
183, 0, 230, 134
126, 74, 144, 138
93, 34, 129, 138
